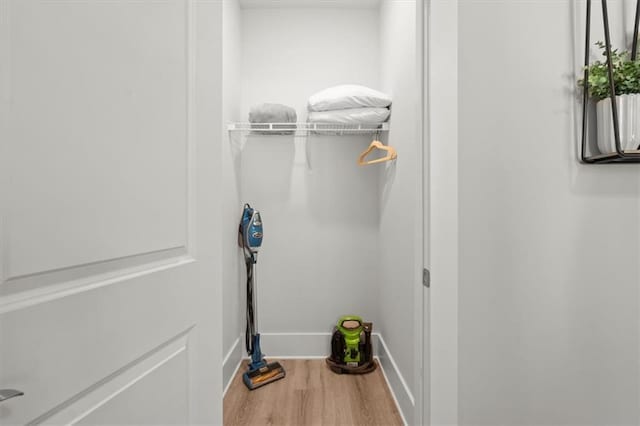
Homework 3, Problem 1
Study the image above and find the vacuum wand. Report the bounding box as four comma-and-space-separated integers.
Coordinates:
239, 204, 285, 390
252, 263, 258, 334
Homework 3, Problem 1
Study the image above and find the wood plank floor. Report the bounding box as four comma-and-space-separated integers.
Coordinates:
224, 359, 403, 426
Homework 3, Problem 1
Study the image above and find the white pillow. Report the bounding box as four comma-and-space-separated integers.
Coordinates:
307, 107, 390, 124
308, 84, 392, 112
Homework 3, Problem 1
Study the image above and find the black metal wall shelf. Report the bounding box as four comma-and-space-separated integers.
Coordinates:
585, 150, 640, 163
581, 0, 640, 163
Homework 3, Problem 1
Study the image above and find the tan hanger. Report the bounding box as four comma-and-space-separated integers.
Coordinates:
358, 140, 397, 166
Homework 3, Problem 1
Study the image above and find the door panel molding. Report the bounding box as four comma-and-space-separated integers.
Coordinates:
3, 246, 188, 285
1, 0, 197, 280
185, 0, 197, 261
0, 0, 198, 316
0, 250, 194, 315
28, 327, 192, 425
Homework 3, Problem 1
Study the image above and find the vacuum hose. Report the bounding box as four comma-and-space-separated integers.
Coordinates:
245, 254, 255, 355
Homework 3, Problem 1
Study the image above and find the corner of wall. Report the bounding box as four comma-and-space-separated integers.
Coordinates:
222, 336, 243, 396
221, 0, 244, 364
376, 333, 415, 426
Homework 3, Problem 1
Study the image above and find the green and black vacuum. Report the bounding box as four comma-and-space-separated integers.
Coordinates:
326, 315, 376, 374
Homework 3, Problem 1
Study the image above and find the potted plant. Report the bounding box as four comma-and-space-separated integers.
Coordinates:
580, 41, 640, 154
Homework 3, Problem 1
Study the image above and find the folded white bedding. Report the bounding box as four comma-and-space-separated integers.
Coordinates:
308, 84, 392, 112
307, 107, 390, 124
248, 103, 297, 135
249, 103, 297, 123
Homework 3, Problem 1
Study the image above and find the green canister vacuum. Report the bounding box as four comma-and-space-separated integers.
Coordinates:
326, 315, 376, 374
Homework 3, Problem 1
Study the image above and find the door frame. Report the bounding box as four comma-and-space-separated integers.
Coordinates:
415, 0, 427, 425
424, 1, 460, 425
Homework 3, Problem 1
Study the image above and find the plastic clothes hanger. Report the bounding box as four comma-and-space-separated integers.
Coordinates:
357, 138, 397, 166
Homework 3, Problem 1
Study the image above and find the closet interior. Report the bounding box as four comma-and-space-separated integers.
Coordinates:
220, 0, 422, 422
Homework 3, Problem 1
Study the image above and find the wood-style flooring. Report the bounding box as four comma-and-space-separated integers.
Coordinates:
224, 359, 403, 426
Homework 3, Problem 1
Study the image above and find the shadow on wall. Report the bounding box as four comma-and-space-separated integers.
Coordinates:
379, 159, 397, 216
305, 135, 380, 227
239, 135, 295, 205
228, 132, 243, 205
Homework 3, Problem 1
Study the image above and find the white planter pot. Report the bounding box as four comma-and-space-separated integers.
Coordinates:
596, 94, 640, 154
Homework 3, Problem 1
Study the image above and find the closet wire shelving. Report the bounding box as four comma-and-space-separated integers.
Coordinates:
227, 122, 390, 136
581, 0, 640, 163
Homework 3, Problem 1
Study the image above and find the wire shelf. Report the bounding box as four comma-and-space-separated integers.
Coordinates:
227, 122, 390, 135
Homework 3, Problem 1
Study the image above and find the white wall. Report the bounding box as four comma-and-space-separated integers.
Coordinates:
240, 7, 380, 118
221, 0, 243, 371
457, 1, 640, 424
237, 6, 382, 335
378, 0, 419, 421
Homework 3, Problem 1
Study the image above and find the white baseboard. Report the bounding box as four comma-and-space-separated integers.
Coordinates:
225, 332, 414, 424
256, 332, 332, 358
375, 333, 414, 426
222, 337, 242, 396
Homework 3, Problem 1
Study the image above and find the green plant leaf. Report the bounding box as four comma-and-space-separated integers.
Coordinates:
578, 41, 640, 101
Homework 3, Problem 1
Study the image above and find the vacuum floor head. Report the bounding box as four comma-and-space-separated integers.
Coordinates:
242, 361, 286, 390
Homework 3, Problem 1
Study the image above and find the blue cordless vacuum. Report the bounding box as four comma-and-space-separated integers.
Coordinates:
239, 204, 285, 390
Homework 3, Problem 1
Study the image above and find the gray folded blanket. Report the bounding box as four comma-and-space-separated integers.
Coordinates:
249, 103, 297, 134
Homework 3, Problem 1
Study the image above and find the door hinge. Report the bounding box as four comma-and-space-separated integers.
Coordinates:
423, 268, 430, 288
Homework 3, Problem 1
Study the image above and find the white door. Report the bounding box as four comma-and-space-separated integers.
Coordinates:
0, 1, 223, 424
